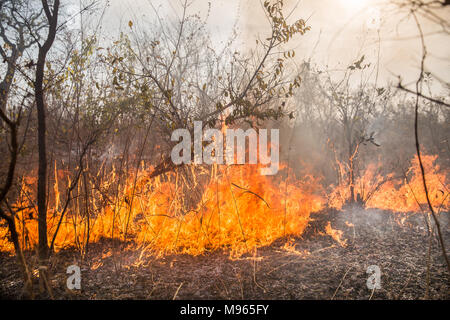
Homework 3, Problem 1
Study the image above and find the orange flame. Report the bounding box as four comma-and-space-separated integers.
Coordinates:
325, 222, 347, 247
0, 163, 324, 258
328, 154, 449, 213
0, 153, 447, 257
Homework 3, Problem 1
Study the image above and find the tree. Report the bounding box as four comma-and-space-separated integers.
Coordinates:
313, 56, 386, 205
0, 0, 47, 298
393, 0, 450, 275
105, 0, 309, 180
34, 0, 60, 295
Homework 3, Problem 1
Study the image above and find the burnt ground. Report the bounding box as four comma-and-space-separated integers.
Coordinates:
1, 207, 449, 300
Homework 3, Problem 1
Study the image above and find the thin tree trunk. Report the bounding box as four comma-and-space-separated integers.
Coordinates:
411, 12, 450, 276
0, 209, 33, 298
34, 0, 60, 294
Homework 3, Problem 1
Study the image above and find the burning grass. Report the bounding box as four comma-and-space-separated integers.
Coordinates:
328, 154, 449, 213
0, 154, 448, 258
0, 163, 324, 258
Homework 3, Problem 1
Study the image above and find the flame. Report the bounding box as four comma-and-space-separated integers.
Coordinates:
366, 155, 449, 213
132, 164, 324, 258
0, 153, 447, 256
0, 163, 324, 258
282, 238, 310, 256
325, 222, 347, 247
328, 154, 449, 213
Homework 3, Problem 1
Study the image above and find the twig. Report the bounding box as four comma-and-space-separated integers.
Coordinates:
172, 282, 183, 300
368, 285, 376, 300
395, 271, 412, 300
231, 183, 270, 208
411, 11, 450, 276
331, 266, 354, 300
252, 248, 267, 293
397, 83, 450, 108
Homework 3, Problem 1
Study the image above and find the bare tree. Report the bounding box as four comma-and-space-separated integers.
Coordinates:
393, 0, 450, 275
34, 0, 60, 295
104, 0, 308, 180
0, 0, 47, 298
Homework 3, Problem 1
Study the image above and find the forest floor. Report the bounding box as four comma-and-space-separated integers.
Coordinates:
1, 206, 449, 300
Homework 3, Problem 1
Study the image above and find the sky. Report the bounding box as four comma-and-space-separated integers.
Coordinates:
79, 0, 450, 94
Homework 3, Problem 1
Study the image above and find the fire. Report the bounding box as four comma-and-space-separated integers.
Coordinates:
126, 163, 324, 258
366, 155, 449, 213
325, 222, 347, 247
0, 153, 447, 256
328, 154, 449, 213
0, 162, 324, 258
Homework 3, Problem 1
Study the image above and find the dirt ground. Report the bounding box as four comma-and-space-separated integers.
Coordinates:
1, 207, 449, 300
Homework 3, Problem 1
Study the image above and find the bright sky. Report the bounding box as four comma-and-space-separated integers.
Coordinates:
90, 0, 449, 94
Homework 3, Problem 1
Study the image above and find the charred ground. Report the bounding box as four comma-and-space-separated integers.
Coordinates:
1, 207, 448, 300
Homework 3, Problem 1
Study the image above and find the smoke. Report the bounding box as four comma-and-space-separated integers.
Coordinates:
240, 0, 450, 91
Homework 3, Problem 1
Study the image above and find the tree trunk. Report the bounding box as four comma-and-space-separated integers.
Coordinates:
35, 49, 49, 272
0, 210, 33, 298
34, 0, 60, 295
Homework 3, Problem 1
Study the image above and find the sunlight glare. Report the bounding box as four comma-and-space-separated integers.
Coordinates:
341, 0, 371, 11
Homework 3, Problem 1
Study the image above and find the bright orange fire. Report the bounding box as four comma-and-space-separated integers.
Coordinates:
366, 155, 449, 213
325, 221, 347, 247
0, 154, 447, 256
328, 154, 449, 213
0, 163, 324, 258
